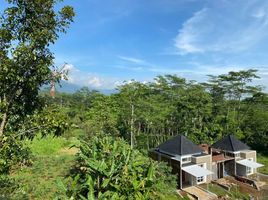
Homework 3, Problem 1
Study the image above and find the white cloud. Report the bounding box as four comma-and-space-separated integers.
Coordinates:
62, 64, 119, 89
252, 8, 266, 19
116, 65, 144, 71
174, 0, 268, 54
147, 64, 245, 78
62, 63, 80, 72
62, 62, 268, 91
174, 8, 207, 54
118, 55, 147, 64
88, 76, 102, 88
117, 55, 156, 71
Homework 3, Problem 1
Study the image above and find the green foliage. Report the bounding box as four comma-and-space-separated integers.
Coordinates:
0, 0, 75, 184
0, 135, 30, 174
12, 155, 74, 200
20, 105, 70, 139
241, 93, 268, 150
0, 175, 28, 200
0, 136, 30, 199
66, 135, 177, 200
85, 95, 120, 136
202, 183, 250, 200
205, 69, 262, 137
0, 0, 75, 135
39, 87, 102, 137
257, 154, 268, 175
11, 135, 77, 200
24, 134, 68, 156
65, 70, 267, 151
229, 185, 250, 200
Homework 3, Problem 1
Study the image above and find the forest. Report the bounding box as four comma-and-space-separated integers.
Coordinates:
0, 0, 268, 199
40, 70, 268, 152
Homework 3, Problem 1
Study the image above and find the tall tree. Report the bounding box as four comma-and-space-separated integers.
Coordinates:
0, 0, 75, 136
205, 69, 261, 136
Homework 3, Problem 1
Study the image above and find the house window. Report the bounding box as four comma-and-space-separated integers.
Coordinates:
246, 158, 253, 174
197, 176, 204, 183
246, 166, 252, 174
196, 163, 206, 184
226, 152, 234, 157
182, 157, 191, 163
234, 152, 240, 158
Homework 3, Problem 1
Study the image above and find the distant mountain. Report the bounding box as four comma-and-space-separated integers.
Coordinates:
41, 81, 117, 95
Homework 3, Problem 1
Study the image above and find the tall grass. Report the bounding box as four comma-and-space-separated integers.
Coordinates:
24, 134, 70, 156
257, 154, 268, 175
10, 134, 77, 199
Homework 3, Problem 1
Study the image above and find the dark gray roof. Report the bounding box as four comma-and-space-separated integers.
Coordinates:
212, 135, 250, 152
156, 135, 203, 156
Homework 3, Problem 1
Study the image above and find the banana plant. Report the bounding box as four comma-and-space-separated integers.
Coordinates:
66, 135, 177, 199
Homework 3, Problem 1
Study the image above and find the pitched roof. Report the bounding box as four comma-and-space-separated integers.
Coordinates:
212, 135, 250, 152
156, 135, 203, 156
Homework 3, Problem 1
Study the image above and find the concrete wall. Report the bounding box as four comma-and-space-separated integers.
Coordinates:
240, 150, 257, 173
184, 172, 194, 186
192, 154, 213, 183
227, 160, 236, 175
211, 163, 218, 180
236, 163, 247, 176
240, 150, 256, 161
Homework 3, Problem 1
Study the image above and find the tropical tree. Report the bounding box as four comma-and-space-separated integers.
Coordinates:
241, 92, 268, 150
0, 0, 75, 136
0, 0, 75, 182
66, 135, 177, 200
205, 69, 261, 137
85, 95, 120, 136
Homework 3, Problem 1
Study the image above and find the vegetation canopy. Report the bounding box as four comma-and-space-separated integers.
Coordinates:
0, 0, 74, 197
0, 0, 268, 199
66, 135, 177, 200
0, 0, 74, 136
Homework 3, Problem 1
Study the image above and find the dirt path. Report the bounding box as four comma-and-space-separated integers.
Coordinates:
183, 186, 217, 200
59, 147, 79, 155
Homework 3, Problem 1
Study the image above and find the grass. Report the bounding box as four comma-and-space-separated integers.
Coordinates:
257, 153, 268, 175
10, 134, 78, 200
201, 183, 250, 200
13, 155, 74, 199
229, 185, 250, 200
202, 183, 227, 197
24, 134, 69, 155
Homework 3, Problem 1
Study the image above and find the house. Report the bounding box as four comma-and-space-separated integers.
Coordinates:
211, 135, 264, 178
149, 135, 214, 189
149, 134, 264, 189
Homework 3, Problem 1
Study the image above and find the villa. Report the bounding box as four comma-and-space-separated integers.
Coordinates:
149, 134, 264, 189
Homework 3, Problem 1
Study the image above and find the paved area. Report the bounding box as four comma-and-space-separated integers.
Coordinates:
183, 186, 217, 200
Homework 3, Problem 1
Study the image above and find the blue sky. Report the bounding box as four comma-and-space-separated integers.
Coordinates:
1, 0, 268, 90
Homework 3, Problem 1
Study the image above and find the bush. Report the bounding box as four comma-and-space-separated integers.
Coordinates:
0, 135, 31, 174
66, 135, 177, 199
0, 175, 28, 200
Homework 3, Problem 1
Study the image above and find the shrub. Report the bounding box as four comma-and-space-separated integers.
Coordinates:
0, 175, 28, 200
0, 135, 31, 174
66, 135, 177, 199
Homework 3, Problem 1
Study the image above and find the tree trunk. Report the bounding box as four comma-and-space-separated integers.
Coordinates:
0, 112, 7, 137
130, 104, 134, 149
